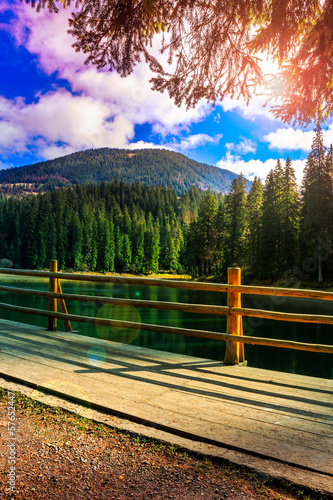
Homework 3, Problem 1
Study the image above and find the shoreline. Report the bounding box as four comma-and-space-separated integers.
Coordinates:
0, 268, 332, 291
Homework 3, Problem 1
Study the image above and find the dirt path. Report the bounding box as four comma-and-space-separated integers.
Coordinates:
0, 388, 329, 500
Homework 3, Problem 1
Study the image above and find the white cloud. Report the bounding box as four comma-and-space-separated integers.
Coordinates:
264, 128, 313, 151
216, 152, 306, 185
0, 91, 136, 159
0, 3, 214, 160
219, 88, 284, 121
127, 141, 171, 151
226, 138, 256, 155
40, 144, 77, 160
0, 120, 27, 153
10, 6, 86, 73
264, 123, 333, 152
174, 134, 223, 151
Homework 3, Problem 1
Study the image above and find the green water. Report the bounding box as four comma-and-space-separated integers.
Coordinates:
0, 278, 332, 379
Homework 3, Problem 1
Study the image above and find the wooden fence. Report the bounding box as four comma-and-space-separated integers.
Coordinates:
0, 261, 332, 365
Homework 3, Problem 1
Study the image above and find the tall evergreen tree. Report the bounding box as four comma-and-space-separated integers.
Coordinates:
196, 188, 219, 275
281, 157, 299, 271
246, 176, 263, 276
273, 159, 285, 275
123, 233, 132, 272
132, 220, 146, 273
224, 174, 248, 268
67, 212, 83, 270
300, 124, 333, 282
260, 169, 278, 279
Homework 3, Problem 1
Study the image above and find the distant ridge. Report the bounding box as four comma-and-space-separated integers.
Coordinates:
0, 148, 250, 195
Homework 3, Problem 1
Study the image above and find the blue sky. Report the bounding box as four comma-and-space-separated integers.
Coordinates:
0, 1, 332, 185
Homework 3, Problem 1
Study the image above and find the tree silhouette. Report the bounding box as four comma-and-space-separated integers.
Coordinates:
24, 0, 333, 124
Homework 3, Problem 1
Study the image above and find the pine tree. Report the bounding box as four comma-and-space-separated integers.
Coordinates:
281, 157, 299, 271
213, 203, 225, 276
21, 197, 38, 269
123, 233, 132, 272
171, 219, 184, 273
273, 159, 285, 275
114, 225, 124, 270
246, 177, 263, 276
195, 188, 219, 275
132, 220, 146, 273
96, 211, 115, 271
151, 224, 160, 273
164, 220, 178, 271
144, 213, 160, 273
260, 170, 278, 279
300, 124, 333, 282
224, 174, 248, 268
68, 212, 83, 270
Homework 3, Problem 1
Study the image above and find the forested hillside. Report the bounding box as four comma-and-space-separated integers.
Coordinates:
0, 181, 218, 274
0, 148, 244, 195
0, 126, 332, 283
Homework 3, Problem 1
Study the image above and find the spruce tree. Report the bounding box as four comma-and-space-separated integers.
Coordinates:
196, 188, 219, 275
282, 157, 299, 271
123, 233, 132, 272
132, 220, 146, 273
224, 174, 248, 268
273, 159, 285, 275
300, 124, 333, 282
260, 170, 277, 279
246, 177, 263, 277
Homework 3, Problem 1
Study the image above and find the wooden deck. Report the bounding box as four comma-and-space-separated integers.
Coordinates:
0, 319, 332, 495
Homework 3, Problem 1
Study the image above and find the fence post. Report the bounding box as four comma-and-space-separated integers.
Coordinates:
224, 267, 244, 365
57, 279, 72, 332
48, 260, 57, 331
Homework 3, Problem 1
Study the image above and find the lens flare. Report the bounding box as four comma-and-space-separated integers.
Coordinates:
96, 303, 141, 344
87, 346, 107, 367
182, 210, 195, 224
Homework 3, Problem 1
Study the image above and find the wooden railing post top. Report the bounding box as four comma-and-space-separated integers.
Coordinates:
227, 267, 241, 285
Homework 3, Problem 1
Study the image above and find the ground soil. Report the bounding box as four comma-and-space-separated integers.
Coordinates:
0, 388, 329, 500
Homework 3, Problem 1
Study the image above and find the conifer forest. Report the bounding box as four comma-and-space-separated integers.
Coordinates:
0, 126, 332, 284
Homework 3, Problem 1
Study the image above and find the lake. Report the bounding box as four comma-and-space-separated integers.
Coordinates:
0, 277, 332, 379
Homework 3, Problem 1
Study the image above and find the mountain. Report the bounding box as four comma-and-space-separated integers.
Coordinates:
0, 148, 249, 195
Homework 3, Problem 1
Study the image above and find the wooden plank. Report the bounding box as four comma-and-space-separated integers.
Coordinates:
1, 301, 332, 353
1, 323, 332, 422
48, 260, 57, 331
196, 360, 333, 391
232, 306, 333, 325
1, 347, 331, 457
0, 284, 229, 316
0, 268, 230, 292
2, 322, 331, 410
1, 267, 333, 300
145, 389, 333, 451
229, 284, 333, 301
0, 321, 332, 479
0, 344, 332, 475
56, 280, 72, 332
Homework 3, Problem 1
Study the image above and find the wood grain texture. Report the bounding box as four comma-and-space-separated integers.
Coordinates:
0, 319, 332, 492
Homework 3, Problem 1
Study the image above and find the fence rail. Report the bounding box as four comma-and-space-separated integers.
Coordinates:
0, 261, 332, 364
